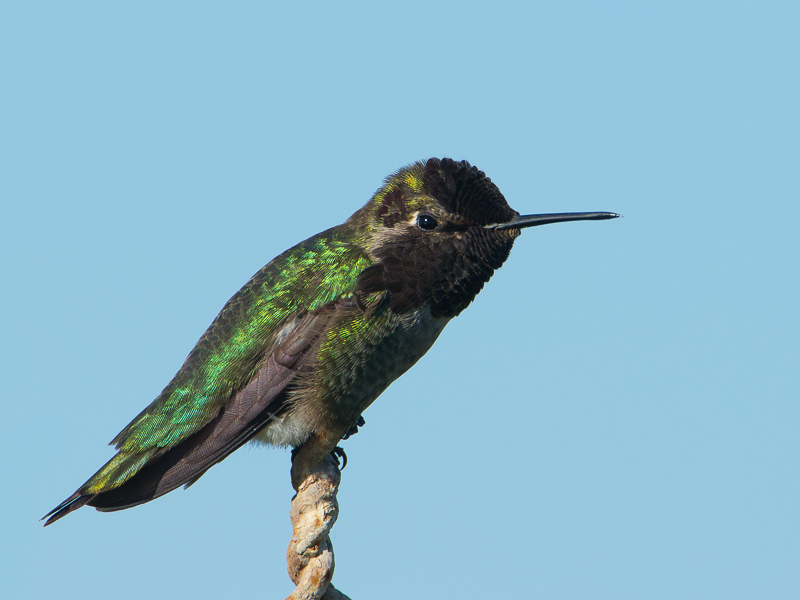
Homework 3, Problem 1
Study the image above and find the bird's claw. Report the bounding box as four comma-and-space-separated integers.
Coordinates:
341, 415, 366, 440
332, 446, 347, 470
290, 436, 354, 471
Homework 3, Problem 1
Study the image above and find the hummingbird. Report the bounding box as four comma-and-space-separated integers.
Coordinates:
44, 157, 618, 525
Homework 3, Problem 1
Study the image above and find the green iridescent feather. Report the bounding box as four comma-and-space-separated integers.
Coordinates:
82, 227, 373, 494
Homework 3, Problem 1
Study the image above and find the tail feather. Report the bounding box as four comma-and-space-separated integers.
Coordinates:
43, 382, 289, 523
42, 493, 92, 526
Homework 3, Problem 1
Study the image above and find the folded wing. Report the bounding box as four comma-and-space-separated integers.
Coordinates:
42, 304, 343, 525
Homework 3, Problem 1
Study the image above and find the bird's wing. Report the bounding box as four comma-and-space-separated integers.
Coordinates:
42, 300, 350, 525
44, 229, 377, 525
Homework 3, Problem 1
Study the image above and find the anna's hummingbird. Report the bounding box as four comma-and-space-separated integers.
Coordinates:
44, 157, 618, 525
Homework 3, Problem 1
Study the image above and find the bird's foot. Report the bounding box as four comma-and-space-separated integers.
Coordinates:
341, 415, 366, 440
290, 441, 350, 469
331, 446, 348, 470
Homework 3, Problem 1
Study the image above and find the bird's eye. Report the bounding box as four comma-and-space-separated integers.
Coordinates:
417, 214, 439, 231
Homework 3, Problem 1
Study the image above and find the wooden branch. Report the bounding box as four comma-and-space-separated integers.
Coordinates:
286, 453, 351, 600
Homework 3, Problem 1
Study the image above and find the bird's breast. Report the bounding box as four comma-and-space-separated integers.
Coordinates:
255, 305, 449, 447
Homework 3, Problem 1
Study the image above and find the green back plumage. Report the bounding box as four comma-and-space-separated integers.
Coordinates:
83, 226, 373, 494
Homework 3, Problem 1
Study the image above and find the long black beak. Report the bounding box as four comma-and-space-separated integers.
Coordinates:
485, 212, 620, 230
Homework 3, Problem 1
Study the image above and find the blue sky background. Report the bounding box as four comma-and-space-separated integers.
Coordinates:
3, 2, 799, 598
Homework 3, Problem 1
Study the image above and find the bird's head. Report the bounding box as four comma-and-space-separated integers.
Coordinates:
350, 157, 618, 318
